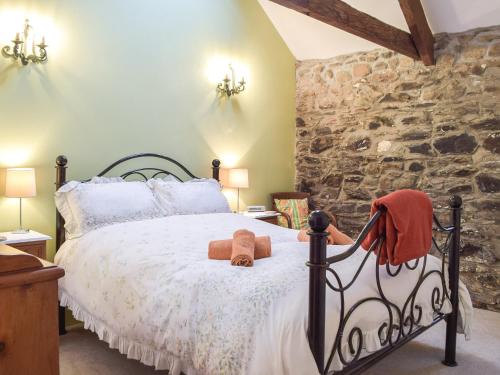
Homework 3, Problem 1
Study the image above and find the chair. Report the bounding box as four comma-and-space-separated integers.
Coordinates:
271, 192, 337, 229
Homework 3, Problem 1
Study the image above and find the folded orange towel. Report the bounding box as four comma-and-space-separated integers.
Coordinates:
231, 229, 255, 267
209, 236, 271, 260
298, 224, 354, 245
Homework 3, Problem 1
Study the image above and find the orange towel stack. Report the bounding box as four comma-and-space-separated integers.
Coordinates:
208, 230, 272, 267
231, 229, 255, 267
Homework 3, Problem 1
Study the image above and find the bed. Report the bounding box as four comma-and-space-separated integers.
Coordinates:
54, 154, 473, 375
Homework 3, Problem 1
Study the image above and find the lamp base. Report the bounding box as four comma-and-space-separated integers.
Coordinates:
11, 229, 30, 234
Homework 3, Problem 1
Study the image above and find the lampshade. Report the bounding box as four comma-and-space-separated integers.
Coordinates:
5, 168, 37, 198
226, 168, 249, 188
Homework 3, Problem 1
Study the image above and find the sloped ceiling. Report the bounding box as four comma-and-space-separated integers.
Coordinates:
258, 0, 500, 60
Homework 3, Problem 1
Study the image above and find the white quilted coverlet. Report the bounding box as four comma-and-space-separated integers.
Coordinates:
55, 213, 472, 375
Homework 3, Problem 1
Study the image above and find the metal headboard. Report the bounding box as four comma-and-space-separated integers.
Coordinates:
55, 153, 221, 251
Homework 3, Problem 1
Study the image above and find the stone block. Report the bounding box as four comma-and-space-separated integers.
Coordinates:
335, 70, 352, 83
393, 174, 418, 189
489, 42, 500, 57
296, 117, 306, 127
310, 137, 334, 154
408, 162, 424, 172
353, 63, 371, 77
347, 137, 371, 152
408, 143, 432, 155
462, 45, 487, 60
399, 131, 431, 141
433, 133, 478, 154
484, 133, 500, 154
476, 174, 500, 193
343, 185, 371, 200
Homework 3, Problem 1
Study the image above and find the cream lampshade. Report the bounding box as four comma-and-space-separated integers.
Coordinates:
226, 168, 249, 213
227, 168, 249, 189
5, 168, 37, 233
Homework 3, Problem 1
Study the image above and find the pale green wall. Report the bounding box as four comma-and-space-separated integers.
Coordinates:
0, 0, 296, 260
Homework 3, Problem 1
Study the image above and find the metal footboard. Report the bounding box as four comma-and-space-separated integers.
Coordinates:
307, 195, 462, 374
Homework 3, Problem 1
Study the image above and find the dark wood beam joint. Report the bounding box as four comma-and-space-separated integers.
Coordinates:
399, 0, 435, 65
268, 0, 420, 61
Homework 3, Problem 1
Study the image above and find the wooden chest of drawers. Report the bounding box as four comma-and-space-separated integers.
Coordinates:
0, 245, 64, 375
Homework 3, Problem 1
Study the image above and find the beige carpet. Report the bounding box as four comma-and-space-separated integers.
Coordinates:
60, 308, 500, 375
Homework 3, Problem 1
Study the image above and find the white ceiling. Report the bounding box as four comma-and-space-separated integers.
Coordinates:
258, 0, 500, 60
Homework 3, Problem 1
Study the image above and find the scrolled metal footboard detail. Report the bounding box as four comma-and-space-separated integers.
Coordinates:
307, 195, 462, 375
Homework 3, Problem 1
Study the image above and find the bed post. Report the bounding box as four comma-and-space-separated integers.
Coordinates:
55, 155, 68, 336
443, 195, 462, 367
307, 211, 329, 374
212, 159, 220, 181
55, 155, 68, 250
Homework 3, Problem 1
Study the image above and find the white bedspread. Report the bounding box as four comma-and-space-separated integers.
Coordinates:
55, 213, 472, 375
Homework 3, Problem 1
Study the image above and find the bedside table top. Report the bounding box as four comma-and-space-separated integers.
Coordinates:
241, 211, 280, 219
0, 231, 51, 245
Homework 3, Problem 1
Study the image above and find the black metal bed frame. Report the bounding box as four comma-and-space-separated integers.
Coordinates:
55, 153, 462, 374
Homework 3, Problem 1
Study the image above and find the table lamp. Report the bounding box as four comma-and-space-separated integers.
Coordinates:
227, 168, 249, 213
5, 168, 37, 233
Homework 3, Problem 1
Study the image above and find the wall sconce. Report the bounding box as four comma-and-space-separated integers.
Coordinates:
2, 19, 47, 65
217, 64, 246, 97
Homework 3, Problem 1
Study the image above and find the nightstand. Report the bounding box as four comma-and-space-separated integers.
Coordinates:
242, 211, 282, 226
0, 231, 51, 260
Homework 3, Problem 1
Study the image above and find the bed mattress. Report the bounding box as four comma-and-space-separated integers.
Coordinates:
55, 213, 471, 374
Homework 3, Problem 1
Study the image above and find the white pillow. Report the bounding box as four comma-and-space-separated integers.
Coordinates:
55, 180, 166, 239
89, 176, 125, 184
149, 174, 181, 183
149, 178, 231, 215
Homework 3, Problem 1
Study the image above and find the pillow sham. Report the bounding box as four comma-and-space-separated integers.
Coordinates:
89, 176, 125, 184
55, 180, 166, 239
149, 178, 231, 215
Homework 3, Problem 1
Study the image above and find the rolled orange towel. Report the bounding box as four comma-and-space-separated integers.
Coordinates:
231, 229, 255, 267
297, 225, 354, 245
209, 236, 271, 260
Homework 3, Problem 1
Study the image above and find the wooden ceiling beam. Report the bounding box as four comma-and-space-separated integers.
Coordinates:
269, 0, 420, 60
399, 0, 435, 65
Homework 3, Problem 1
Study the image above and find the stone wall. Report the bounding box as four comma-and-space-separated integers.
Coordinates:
295, 26, 500, 311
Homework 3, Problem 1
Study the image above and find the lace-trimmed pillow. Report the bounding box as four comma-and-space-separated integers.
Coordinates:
274, 198, 309, 229
55, 181, 166, 239
148, 178, 231, 215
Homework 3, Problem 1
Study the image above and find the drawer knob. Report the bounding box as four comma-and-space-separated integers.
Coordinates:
0, 342, 5, 353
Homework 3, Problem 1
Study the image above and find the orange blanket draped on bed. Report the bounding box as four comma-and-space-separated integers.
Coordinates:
361, 189, 433, 266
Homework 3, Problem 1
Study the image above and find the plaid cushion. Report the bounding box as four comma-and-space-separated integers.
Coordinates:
274, 198, 309, 229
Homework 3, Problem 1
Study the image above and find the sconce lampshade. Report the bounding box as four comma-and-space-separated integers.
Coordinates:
5, 168, 37, 198
226, 168, 249, 189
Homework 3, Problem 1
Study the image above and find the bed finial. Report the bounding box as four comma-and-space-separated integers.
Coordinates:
56, 155, 68, 167
309, 210, 330, 232
449, 195, 462, 209
212, 159, 221, 181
